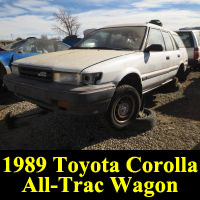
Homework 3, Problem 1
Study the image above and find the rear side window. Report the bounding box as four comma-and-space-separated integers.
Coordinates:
194, 32, 200, 46
177, 32, 194, 48
147, 28, 165, 50
172, 34, 185, 48
162, 32, 174, 51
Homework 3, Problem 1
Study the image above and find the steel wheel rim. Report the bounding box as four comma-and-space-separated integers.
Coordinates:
112, 95, 135, 125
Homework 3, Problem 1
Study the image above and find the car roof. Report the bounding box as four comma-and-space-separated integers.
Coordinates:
177, 30, 200, 33
103, 23, 170, 31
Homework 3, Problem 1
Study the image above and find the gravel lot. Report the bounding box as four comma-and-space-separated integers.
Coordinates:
0, 70, 200, 150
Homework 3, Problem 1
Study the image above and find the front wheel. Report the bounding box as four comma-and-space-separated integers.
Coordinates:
104, 85, 141, 130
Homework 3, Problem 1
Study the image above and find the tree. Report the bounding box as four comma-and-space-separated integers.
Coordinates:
53, 8, 81, 37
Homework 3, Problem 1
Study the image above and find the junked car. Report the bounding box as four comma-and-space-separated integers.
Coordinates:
4, 23, 188, 130
0, 37, 70, 89
176, 29, 200, 69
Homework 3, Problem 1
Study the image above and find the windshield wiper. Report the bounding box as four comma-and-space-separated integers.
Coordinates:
113, 47, 134, 51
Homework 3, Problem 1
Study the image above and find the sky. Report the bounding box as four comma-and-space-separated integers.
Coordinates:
0, 0, 200, 40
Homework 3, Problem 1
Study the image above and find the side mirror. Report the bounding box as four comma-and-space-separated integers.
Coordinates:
145, 44, 163, 52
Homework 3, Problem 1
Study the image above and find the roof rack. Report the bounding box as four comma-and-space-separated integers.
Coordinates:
149, 20, 163, 27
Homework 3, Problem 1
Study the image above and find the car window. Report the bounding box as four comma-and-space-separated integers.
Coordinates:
13, 39, 69, 54
5, 40, 27, 50
17, 38, 37, 53
147, 28, 165, 50
170, 34, 179, 50
80, 31, 109, 48
177, 32, 194, 48
34, 39, 69, 53
4, 38, 36, 51
172, 34, 185, 48
75, 26, 147, 51
162, 32, 174, 51
194, 32, 200, 46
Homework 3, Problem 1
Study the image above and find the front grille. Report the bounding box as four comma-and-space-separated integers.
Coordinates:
19, 67, 53, 82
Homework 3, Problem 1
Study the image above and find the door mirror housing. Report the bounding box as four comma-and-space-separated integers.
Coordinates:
145, 44, 163, 52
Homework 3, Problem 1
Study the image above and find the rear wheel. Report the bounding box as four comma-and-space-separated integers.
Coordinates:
103, 85, 141, 130
176, 66, 187, 83
167, 77, 182, 92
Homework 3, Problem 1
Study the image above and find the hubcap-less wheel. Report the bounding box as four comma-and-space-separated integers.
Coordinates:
104, 85, 141, 130
112, 95, 135, 125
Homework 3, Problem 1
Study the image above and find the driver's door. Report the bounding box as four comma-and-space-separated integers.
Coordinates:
141, 28, 169, 92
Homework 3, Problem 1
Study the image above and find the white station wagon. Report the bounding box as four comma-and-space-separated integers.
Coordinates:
4, 23, 188, 130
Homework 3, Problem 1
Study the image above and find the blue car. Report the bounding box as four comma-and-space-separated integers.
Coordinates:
0, 37, 70, 89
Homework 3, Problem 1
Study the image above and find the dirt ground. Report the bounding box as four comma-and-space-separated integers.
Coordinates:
0, 70, 200, 150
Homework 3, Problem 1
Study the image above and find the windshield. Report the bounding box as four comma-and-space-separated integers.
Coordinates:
4, 38, 69, 53
74, 26, 146, 51
4, 40, 28, 51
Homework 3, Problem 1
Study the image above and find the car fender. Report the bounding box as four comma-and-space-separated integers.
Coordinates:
0, 57, 13, 74
113, 67, 142, 86
81, 52, 143, 87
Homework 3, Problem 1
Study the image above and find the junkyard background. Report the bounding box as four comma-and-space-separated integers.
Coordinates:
0, 9, 200, 150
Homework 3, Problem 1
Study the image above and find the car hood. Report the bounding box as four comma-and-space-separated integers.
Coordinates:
13, 49, 133, 72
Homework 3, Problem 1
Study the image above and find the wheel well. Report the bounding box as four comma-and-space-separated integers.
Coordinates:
178, 63, 185, 71
118, 73, 142, 97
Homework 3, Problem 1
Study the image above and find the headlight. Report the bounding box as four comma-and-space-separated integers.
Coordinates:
12, 65, 19, 75
54, 72, 81, 85
82, 72, 102, 85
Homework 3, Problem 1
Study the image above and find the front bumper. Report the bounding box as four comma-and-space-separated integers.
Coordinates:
4, 74, 116, 115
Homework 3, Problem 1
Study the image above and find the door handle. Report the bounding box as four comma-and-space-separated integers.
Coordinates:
166, 56, 170, 60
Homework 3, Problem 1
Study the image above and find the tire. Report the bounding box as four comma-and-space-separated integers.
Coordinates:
169, 78, 182, 91
103, 85, 141, 130
131, 108, 156, 131
176, 66, 187, 83
162, 77, 181, 93
0, 64, 7, 91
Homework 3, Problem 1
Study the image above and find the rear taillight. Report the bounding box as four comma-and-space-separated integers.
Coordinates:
194, 48, 200, 60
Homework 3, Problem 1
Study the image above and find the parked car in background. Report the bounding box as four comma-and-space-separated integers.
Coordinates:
176, 30, 200, 68
63, 35, 82, 47
84, 29, 97, 37
0, 37, 70, 89
4, 23, 188, 130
